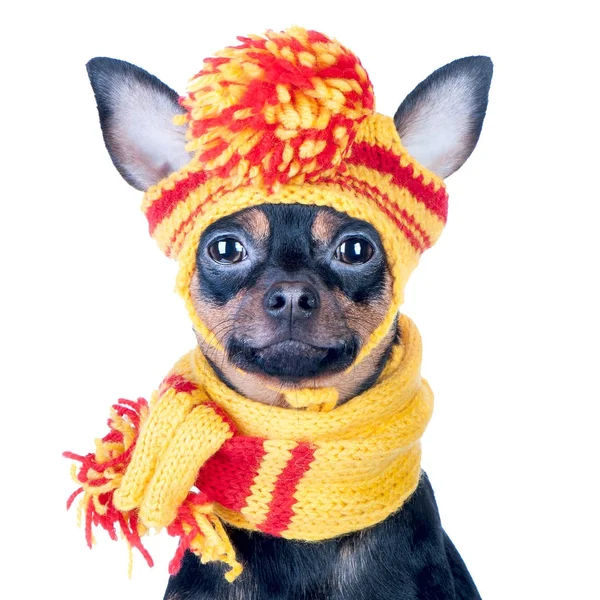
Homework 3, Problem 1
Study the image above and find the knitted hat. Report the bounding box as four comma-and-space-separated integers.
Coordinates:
141, 27, 447, 365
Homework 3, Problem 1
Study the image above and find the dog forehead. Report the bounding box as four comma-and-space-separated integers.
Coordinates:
257, 204, 357, 244
211, 204, 350, 240
259, 204, 319, 231
202, 204, 377, 252
232, 208, 270, 240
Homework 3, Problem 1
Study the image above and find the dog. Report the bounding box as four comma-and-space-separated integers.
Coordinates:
85, 33, 491, 599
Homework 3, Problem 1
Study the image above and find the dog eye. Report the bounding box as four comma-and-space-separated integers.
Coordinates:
208, 238, 247, 264
334, 238, 374, 264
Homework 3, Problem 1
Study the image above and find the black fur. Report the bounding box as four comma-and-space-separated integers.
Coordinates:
165, 473, 480, 600
196, 205, 388, 307
227, 334, 360, 379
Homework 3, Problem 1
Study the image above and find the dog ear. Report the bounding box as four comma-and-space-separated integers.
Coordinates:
86, 57, 192, 191
394, 56, 492, 179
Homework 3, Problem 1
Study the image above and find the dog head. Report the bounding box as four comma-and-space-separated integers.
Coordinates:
86, 29, 491, 405
188, 202, 394, 404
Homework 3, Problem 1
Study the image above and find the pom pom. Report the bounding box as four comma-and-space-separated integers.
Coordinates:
179, 27, 375, 189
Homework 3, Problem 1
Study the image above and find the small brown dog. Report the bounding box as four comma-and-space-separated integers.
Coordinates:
86, 33, 491, 599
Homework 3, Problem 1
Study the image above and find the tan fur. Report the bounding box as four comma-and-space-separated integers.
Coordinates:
311, 209, 346, 244
189, 274, 245, 353
332, 272, 392, 348
191, 271, 395, 408
235, 207, 270, 241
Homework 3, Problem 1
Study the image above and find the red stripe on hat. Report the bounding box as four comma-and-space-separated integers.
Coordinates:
258, 442, 315, 537
160, 183, 227, 257
195, 436, 267, 512
347, 142, 448, 221
161, 172, 428, 258
342, 176, 432, 249
324, 177, 425, 252
145, 170, 208, 234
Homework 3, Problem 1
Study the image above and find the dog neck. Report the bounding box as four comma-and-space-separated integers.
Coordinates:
195, 318, 399, 408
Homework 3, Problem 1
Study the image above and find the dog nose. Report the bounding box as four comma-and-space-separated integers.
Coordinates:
264, 282, 320, 319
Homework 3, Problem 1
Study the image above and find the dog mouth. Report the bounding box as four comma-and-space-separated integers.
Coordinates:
228, 337, 358, 381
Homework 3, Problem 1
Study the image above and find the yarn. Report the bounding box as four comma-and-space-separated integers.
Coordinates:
178, 27, 374, 188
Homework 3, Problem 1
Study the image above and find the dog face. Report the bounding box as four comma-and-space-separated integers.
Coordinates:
189, 203, 394, 403
86, 49, 491, 405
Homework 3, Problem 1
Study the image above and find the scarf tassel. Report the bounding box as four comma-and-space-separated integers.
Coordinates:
64, 397, 242, 581
167, 492, 243, 582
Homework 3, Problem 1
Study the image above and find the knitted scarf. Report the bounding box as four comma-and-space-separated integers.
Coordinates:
65, 314, 432, 582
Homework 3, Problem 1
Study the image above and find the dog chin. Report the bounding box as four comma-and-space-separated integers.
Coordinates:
228, 338, 358, 382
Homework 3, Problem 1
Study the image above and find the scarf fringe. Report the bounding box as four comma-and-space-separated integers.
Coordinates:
64, 397, 241, 581
167, 492, 243, 582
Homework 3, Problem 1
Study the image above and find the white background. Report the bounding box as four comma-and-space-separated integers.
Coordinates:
2, 1, 599, 598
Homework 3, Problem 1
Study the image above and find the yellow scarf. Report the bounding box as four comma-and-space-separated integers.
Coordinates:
66, 315, 432, 581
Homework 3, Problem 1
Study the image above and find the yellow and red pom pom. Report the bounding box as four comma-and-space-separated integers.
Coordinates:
179, 26, 375, 188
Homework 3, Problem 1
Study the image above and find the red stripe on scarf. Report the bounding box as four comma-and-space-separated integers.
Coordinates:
160, 374, 198, 395
258, 442, 315, 536
195, 436, 267, 512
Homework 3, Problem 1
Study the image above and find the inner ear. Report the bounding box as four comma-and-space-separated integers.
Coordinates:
87, 57, 192, 191
394, 56, 492, 179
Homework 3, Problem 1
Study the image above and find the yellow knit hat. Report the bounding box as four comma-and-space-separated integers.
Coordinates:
141, 27, 447, 365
